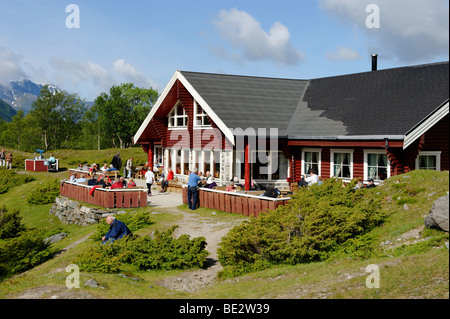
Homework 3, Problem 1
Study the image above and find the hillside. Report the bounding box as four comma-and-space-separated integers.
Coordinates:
0, 98, 17, 122
0, 149, 448, 301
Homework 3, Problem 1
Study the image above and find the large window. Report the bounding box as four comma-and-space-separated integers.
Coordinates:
168, 101, 188, 128
194, 100, 211, 127
302, 149, 321, 176
364, 150, 390, 181
416, 151, 441, 171
331, 149, 353, 179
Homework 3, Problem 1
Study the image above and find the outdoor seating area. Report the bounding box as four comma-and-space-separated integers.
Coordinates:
182, 187, 290, 217
60, 180, 147, 209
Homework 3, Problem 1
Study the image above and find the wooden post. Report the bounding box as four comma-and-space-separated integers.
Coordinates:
245, 141, 250, 191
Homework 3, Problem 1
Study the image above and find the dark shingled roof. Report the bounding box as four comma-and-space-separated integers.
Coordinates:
180, 61, 449, 138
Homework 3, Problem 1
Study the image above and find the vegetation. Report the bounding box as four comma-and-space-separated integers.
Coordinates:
26, 179, 60, 205
217, 178, 386, 277
0, 83, 158, 152
74, 226, 209, 273
0, 169, 34, 194
0, 207, 56, 280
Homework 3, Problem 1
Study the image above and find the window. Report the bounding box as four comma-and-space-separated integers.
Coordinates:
364, 150, 390, 181
194, 100, 211, 127
302, 149, 321, 176
416, 151, 441, 171
331, 149, 353, 179
168, 101, 188, 128
213, 151, 221, 178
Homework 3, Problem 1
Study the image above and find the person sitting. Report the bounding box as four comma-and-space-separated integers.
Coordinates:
226, 182, 236, 192
198, 178, 208, 188
102, 216, 132, 244
110, 178, 123, 189
99, 177, 111, 188
119, 176, 127, 187
205, 172, 217, 189
263, 185, 281, 198
366, 178, 377, 189
167, 168, 174, 181
76, 174, 88, 183
107, 164, 118, 171
159, 171, 169, 192
48, 154, 56, 169
87, 174, 98, 186
101, 163, 108, 172
304, 168, 319, 186
69, 172, 77, 182
89, 163, 98, 174
127, 178, 136, 188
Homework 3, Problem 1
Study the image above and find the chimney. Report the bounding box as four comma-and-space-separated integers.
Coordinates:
371, 54, 378, 71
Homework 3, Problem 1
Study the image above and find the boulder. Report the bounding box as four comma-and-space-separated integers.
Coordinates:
44, 232, 67, 245
424, 194, 449, 232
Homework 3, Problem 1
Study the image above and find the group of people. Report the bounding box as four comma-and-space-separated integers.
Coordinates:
70, 172, 137, 189
0, 149, 13, 169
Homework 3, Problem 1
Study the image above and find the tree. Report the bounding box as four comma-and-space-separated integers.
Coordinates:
30, 85, 87, 151
92, 83, 158, 148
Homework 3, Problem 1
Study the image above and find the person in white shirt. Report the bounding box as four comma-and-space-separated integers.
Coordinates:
304, 168, 319, 185
144, 169, 155, 195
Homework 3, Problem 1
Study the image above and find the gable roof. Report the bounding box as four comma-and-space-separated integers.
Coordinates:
134, 61, 449, 146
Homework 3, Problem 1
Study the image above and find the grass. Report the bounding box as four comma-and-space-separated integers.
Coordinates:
0, 147, 448, 299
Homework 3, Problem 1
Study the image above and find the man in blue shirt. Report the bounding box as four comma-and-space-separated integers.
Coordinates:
187, 168, 201, 210
102, 216, 132, 244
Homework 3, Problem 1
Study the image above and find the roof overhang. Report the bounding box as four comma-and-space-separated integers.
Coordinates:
133, 70, 235, 146
403, 100, 449, 150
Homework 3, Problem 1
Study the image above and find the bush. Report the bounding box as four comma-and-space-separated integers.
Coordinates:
73, 226, 209, 273
0, 207, 56, 281
0, 169, 34, 194
26, 179, 60, 205
217, 178, 385, 277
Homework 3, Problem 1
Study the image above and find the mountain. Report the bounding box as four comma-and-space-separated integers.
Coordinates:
0, 98, 17, 122
0, 80, 60, 113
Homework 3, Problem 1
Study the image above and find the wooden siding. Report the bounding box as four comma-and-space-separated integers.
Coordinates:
60, 182, 147, 209
183, 187, 290, 217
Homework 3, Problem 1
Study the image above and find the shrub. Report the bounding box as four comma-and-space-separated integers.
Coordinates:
0, 206, 26, 239
0, 169, 34, 194
217, 178, 385, 277
26, 179, 60, 205
73, 226, 209, 273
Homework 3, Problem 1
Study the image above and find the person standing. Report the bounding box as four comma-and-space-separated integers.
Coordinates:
187, 168, 201, 210
126, 157, 133, 178
0, 149, 6, 167
112, 153, 122, 170
145, 167, 155, 195
5, 152, 12, 169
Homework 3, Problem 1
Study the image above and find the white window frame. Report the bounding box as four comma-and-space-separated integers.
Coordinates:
168, 101, 188, 129
193, 100, 212, 129
301, 148, 322, 177
330, 149, 354, 181
415, 151, 441, 171
363, 149, 391, 183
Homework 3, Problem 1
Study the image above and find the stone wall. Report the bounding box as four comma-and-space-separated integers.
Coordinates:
50, 196, 126, 226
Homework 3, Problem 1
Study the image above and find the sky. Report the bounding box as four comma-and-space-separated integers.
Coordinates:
0, 0, 448, 101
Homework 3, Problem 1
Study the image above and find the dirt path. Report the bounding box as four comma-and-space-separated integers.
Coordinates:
157, 208, 245, 292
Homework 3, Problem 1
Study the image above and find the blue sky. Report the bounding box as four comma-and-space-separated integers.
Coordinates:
0, 0, 448, 100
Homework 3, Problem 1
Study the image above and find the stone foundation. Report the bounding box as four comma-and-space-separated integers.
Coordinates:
50, 196, 126, 226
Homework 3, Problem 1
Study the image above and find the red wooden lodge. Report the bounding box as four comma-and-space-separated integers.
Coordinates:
134, 61, 449, 193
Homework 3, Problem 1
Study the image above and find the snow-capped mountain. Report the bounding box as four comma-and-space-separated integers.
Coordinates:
0, 80, 60, 113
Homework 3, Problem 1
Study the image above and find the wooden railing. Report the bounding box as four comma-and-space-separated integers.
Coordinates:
182, 187, 290, 217
60, 181, 147, 208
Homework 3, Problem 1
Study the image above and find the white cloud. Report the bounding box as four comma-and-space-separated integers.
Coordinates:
326, 46, 361, 61
113, 58, 157, 89
49, 57, 115, 89
213, 8, 305, 66
0, 45, 28, 85
319, 0, 449, 63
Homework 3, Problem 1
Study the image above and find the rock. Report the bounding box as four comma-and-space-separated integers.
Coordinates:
84, 279, 104, 289
424, 194, 449, 232
402, 204, 409, 211
44, 233, 67, 245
